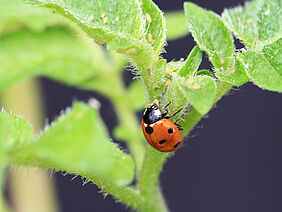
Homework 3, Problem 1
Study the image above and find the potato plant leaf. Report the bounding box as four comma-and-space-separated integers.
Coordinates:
215, 53, 250, 86
184, 2, 234, 72
263, 38, 282, 76
177, 75, 217, 114
4, 103, 135, 186
140, 0, 166, 57
178, 45, 202, 77
27, 0, 158, 69
222, 0, 281, 50
239, 39, 282, 92
0, 112, 33, 149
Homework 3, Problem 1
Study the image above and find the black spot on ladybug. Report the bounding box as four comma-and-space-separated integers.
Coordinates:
168, 127, 173, 134
174, 141, 181, 148
145, 126, 153, 134
159, 140, 166, 144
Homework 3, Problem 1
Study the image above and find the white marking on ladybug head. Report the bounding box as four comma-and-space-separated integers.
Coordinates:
153, 109, 161, 117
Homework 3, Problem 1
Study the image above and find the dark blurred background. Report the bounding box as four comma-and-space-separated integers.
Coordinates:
39, 0, 282, 211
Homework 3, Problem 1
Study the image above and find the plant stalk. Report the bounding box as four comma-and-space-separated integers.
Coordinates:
136, 81, 232, 212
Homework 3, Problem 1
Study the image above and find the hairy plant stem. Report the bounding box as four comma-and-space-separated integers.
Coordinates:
87, 172, 168, 212
136, 147, 169, 212
135, 81, 232, 212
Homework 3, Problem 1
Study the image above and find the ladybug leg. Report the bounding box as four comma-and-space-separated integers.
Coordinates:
175, 123, 184, 131
162, 102, 171, 117
173, 110, 184, 130
164, 107, 183, 119
174, 117, 181, 124
162, 108, 168, 117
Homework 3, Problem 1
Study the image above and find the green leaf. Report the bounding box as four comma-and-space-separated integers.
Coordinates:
239, 39, 282, 92
140, 0, 166, 56
27, 0, 155, 69
27, 0, 144, 41
0, 111, 33, 150
177, 76, 217, 114
0, 0, 68, 35
167, 61, 184, 72
6, 103, 135, 186
178, 45, 202, 77
184, 2, 234, 71
215, 53, 250, 86
263, 38, 282, 76
222, 0, 282, 49
196, 69, 214, 78
257, 0, 281, 43
0, 28, 109, 91
107, 36, 154, 69
165, 11, 189, 40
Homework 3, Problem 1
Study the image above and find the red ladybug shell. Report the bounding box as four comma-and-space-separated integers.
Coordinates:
142, 118, 183, 152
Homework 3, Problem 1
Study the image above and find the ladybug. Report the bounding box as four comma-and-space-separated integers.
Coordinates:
141, 102, 183, 152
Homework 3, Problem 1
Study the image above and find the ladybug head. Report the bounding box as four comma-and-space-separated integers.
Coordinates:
143, 103, 163, 124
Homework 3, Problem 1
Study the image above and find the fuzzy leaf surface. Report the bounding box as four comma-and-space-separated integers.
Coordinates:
239, 39, 282, 92
0, 112, 33, 150
178, 45, 202, 77
177, 76, 217, 114
263, 38, 282, 76
184, 2, 234, 71
27, 0, 156, 69
5, 103, 135, 186
140, 0, 166, 56
222, 0, 282, 49
216, 53, 250, 86
151, 59, 167, 89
